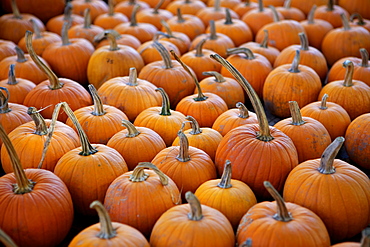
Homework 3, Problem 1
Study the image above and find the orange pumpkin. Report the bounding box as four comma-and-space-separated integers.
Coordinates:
114, 0, 151, 22
275, 0, 306, 21
0, 39, 17, 62
349, 13, 370, 33
196, 0, 239, 27
71, 0, 109, 22
233, 0, 258, 18
93, 0, 129, 30
136, 0, 174, 30
313, 0, 349, 28
94, 30, 142, 50
290, 0, 327, 15
165, 0, 207, 15
160, 19, 191, 55
331, 228, 370, 247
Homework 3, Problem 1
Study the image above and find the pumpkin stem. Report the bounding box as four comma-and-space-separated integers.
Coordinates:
341, 13, 351, 31
83, 8, 92, 29
288, 101, 306, 126
288, 50, 301, 73
360, 48, 369, 68
264, 181, 292, 221
130, 4, 140, 26
121, 119, 140, 137
0, 228, 17, 247
161, 19, 173, 36
319, 94, 329, 110
327, 0, 334, 12
224, 8, 233, 25
318, 136, 344, 174
88, 84, 106, 116
185, 191, 203, 221
103, 30, 120, 51
214, 0, 221, 12
6, 64, 17, 86
350, 13, 365, 26
15, 46, 27, 63
0, 122, 35, 194
306, 5, 316, 24
27, 107, 49, 135
127, 67, 139, 86
10, 0, 21, 19
171, 50, 208, 101
258, 0, 264, 12
108, 0, 114, 16
283, 0, 291, 8
153, 0, 165, 14
260, 29, 269, 48
202, 71, 226, 83
63, 2, 73, 21
176, 122, 191, 162
129, 162, 169, 185
299, 32, 309, 51
236, 102, 250, 118
90, 201, 117, 239
156, 88, 172, 116
0, 87, 11, 114
361, 228, 370, 247
25, 31, 64, 90
209, 20, 218, 40
30, 19, 42, 39
176, 8, 185, 23
185, 115, 202, 135
342, 60, 354, 87
270, 5, 280, 22
217, 160, 232, 189
227, 47, 255, 60
61, 21, 71, 46
210, 54, 273, 141
240, 238, 253, 247
153, 41, 173, 69
195, 38, 207, 57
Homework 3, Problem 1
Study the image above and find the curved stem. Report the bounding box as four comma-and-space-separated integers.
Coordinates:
127, 67, 138, 86
11, 0, 21, 19
350, 13, 365, 25
195, 38, 207, 57
214, 0, 221, 12
360, 48, 369, 68
171, 50, 208, 101
185, 191, 203, 221
176, 122, 191, 162
227, 47, 255, 60
153, 0, 165, 14
130, 4, 140, 27
0, 228, 17, 247
289, 101, 305, 126
258, 0, 264, 12
121, 119, 140, 137
341, 13, 351, 31
155, 88, 172, 116
318, 137, 344, 174
283, 0, 291, 8
263, 181, 292, 222
63, 2, 73, 21
217, 160, 232, 188
209, 20, 217, 40
236, 102, 250, 118
176, 8, 185, 23
30, 19, 42, 39
319, 94, 329, 110
104, 30, 119, 51
185, 115, 202, 135
260, 29, 269, 48
327, 0, 334, 12
0, 118, 35, 194
88, 85, 106, 116
27, 107, 48, 135
270, 5, 280, 22
202, 71, 226, 83
343, 60, 354, 87
25, 31, 63, 90
108, 0, 114, 16
129, 162, 169, 185
0, 87, 11, 114
299, 32, 309, 51
224, 8, 233, 25
153, 41, 173, 69
83, 8, 91, 29
7, 64, 17, 86
210, 54, 273, 141
161, 19, 173, 36
307, 5, 316, 24
90, 201, 117, 239
288, 50, 301, 73
61, 21, 71, 46
15, 46, 27, 63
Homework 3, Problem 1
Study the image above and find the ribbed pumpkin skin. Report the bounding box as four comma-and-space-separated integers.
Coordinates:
283, 159, 370, 241
0, 78, 36, 104
300, 19, 333, 50
0, 40, 16, 62
344, 113, 370, 169
0, 169, 74, 247
1, 120, 80, 173
150, 204, 235, 247
69, 222, 150, 247
236, 201, 331, 246
54, 144, 128, 215
0, 103, 31, 136
23, 79, 93, 122
107, 127, 167, 171
215, 124, 299, 199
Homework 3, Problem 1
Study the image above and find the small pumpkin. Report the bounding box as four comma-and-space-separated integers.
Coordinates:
136, 0, 174, 30
114, 0, 151, 23
313, 0, 349, 28
165, 0, 207, 15
0, 39, 17, 62
160, 19, 191, 55
331, 227, 370, 247
71, 0, 109, 22
195, 0, 239, 27
93, 0, 129, 30
350, 13, 370, 33
275, 0, 306, 21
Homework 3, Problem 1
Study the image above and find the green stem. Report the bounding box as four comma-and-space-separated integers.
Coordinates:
121, 119, 141, 137
155, 88, 172, 116
176, 122, 191, 162
185, 115, 202, 135
0, 87, 11, 114
264, 181, 292, 222
288, 50, 301, 73
185, 191, 203, 221
129, 162, 169, 185
343, 60, 354, 87
289, 101, 305, 126
217, 160, 232, 188
318, 137, 344, 174
90, 201, 117, 239
88, 84, 106, 116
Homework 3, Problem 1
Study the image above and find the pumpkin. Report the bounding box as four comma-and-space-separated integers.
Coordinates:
160, 19, 191, 55
107, 119, 166, 171
94, 30, 142, 50
150, 191, 235, 247
69, 201, 150, 247
263, 50, 322, 118
211, 53, 299, 200
172, 115, 223, 161
275, 0, 306, 21
104, 162, 181, 237
212, 102, 258, 136
338, 0, 370, 19
23, 31, 92, 122
350, 13, 370, 33
0, 64, 36, 104
165, 0, 207, 15
141, 0, 171, 8
344, 113, 370, 170
66, 84, 128, 145
97, 67, 161, 122
54, 102, 128, 215
134, 87, 190, 146
71, 0, 109, 22
114, 0, 151, 22
236, 181, 331, 246
300, 94, 351, 141
173, 51, 228, 127
194, 160, 257, 231
283, 137, 370, 241
331, 228, 370, 247
0, 39, 17, 62
93, 0, 129, 30
0, 122, 74, 247
250, 0, 285, 6
274, 101, 332, 163
313, 0, 349, 28
195, 0, 239, 27
136, 0, 174, 30
318, 60, 370, 120
87, 30, 145, 89
207, 0, 242, 9
42, 21, 95, 86
290, 0, 327, 15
